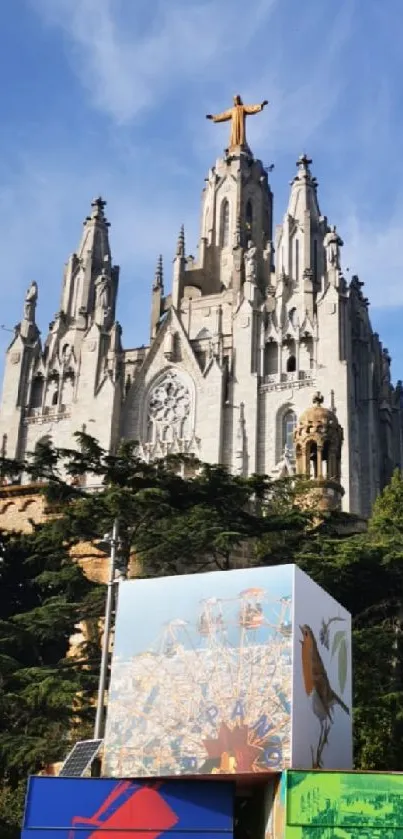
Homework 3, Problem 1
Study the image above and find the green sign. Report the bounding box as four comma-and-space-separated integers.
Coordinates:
266, 771, 403, 838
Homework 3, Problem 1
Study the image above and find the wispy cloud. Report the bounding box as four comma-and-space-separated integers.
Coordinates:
33, 0, 279, 124
191, 1, 355, 161
343, 204, 403, 309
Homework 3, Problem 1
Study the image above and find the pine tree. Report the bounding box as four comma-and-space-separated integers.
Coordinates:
0, 522, 103, 836
24, 434, 310, 576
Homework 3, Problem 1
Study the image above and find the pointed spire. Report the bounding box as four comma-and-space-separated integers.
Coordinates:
285, 152, 321, 222
296, 153, 313, 176
153, 254, 164, 291
176, 224, 185, 257
76, 196, 112, 266
88, 196, 109, 225
60, 196, 117, 323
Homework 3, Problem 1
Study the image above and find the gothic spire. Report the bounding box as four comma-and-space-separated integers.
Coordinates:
77, 196, 111, 268
59, 195, 118, 324
176, 224, 185, 258
153, 254, 164, 291
286, 153, 321, 221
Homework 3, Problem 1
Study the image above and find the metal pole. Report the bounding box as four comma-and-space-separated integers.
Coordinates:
94, 517, 119, 741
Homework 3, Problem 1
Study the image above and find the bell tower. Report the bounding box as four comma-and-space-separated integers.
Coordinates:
198, 151, 273, 296
164, 95, 274, 310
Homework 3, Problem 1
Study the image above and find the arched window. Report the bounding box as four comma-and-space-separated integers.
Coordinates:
283, 410, 297, 453
313, 239, 318, 283
221, 200, 230, 247
286, 355, 296, 373
47, 374, 60, 408
295, 238, 299, 283
245, 200, 253, 235
309, 441, 318, 478
264, 342, 278, 376
30, 375, 44, 410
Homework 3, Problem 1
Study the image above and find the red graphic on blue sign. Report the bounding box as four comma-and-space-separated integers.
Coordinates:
68, 781, 178, 839
22, 775, 234, 838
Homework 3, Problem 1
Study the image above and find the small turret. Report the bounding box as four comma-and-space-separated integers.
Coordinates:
294, 392, 344, 511
150, 255, 164, 341
172, 225, 186, 308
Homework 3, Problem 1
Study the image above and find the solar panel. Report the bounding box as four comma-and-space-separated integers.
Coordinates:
59, 739, 103, 777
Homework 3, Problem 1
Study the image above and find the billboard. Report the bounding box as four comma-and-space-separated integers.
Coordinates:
103, 565, 351, 777
21, 776, 233, 838
266, 770, 403, 838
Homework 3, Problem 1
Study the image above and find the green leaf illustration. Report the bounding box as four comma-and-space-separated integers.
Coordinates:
331, 629, 346, 658
338, 638, 348, 693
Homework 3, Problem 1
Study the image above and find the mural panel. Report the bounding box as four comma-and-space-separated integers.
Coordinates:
104, 566, 294, 777
22, 776, 233, 839
285, 770, 403, 838
292, 566, 352, 770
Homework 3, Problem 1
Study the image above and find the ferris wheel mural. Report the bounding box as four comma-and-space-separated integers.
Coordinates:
103, 567, 294, 778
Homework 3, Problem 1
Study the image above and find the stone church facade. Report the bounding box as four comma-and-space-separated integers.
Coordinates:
0, 136, 402, 518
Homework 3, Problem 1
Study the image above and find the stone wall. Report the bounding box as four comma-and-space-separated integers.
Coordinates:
0, 482, 140, 583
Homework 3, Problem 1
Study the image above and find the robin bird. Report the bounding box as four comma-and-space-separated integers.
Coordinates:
299, 624, 349, 722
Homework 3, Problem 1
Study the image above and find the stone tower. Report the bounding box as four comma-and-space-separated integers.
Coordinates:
0, 198, 122, 463
294, 392, 344, 511
0, 105, 402, 517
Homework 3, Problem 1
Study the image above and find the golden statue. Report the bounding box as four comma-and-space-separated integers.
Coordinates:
206, 94, 268, 151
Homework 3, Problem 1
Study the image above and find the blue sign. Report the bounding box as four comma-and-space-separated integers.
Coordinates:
21, 776, 234, 838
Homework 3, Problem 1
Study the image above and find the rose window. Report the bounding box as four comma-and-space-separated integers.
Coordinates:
148, 372, 191, 440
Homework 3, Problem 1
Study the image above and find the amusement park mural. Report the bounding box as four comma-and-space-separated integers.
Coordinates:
103, 565, 352, 777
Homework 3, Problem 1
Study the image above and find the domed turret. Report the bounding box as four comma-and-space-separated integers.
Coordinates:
294, 392, 344, 510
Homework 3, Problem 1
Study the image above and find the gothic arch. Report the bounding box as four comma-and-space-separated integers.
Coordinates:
30, 374, 44, 411
142, 368, 196, 445
220, 199, 230, 247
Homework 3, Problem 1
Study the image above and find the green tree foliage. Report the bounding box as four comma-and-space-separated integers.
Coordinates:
0, 521, 103, 837
25, 434, 310, 575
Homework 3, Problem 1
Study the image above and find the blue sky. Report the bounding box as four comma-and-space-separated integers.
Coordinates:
1, 0, 403, 378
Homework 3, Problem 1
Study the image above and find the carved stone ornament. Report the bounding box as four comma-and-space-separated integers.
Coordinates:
10, 351, 21, 365
148, 371, 191, 431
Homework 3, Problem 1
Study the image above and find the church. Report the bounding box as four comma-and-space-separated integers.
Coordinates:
0, 96, 402, 518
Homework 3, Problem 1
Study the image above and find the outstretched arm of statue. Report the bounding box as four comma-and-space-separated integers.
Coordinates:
206, 109, 232, 123
244, 101, 269, 114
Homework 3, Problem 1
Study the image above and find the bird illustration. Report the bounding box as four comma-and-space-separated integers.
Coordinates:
299, 624, 349, 721
300, 623, 349, 767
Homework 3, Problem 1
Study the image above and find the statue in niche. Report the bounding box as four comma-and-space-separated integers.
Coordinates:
381, 348, 391, 398
244, 240, 257, 282
24, 281, 38, 322
324, 225, 343, 271
95, 270, 111, 312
